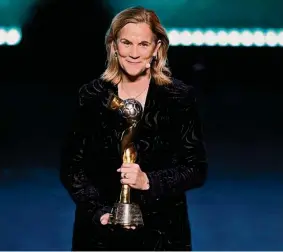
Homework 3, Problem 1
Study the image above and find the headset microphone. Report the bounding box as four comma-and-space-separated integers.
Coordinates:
145, 56, 155, 68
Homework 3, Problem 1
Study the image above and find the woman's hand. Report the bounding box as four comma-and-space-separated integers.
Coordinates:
100, 213, 136, 229
99, 163, 149, 229
100, 213, 110, 225
117, 163, 150, 190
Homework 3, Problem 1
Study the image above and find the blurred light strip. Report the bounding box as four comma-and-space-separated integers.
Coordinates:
0, 27, 22, 46
166, 28, 283, 47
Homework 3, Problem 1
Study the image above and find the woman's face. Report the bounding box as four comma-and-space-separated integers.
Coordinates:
114, 22, 160, 78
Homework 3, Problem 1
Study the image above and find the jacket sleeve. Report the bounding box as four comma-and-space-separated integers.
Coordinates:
60, 84, 111, 223
140, 86, 208, 204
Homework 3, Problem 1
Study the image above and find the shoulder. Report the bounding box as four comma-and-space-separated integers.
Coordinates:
159, 78, 196, 108
166, 78, 195, 96
78, 78, 109, 106
78, 78, 104, 100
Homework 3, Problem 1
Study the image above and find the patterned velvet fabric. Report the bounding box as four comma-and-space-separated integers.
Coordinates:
60, 77, 208, 251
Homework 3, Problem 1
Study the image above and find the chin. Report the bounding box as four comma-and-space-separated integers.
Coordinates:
123, 68, 145, 77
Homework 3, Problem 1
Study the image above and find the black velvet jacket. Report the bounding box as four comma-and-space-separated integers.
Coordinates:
60, 77, 208, 251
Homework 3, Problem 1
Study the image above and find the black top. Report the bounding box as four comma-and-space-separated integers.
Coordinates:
60, 77, 208, 251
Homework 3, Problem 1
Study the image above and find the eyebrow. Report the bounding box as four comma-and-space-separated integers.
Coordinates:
119, 38, 152, 44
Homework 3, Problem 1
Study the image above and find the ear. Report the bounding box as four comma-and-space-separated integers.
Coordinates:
110, 41, 117, 55
153, 40, 161, 57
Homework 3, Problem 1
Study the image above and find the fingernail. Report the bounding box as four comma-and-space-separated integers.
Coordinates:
117, 168, 121, 172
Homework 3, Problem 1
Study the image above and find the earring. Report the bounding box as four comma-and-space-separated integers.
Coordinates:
114, 51, 118, 57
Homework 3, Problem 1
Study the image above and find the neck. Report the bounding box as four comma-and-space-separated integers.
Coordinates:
122, 67, 150, 83
120, 73, 151, 95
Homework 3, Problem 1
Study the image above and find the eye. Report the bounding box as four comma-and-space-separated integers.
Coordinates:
140, 43, 149, 47
122, 40, 131, 45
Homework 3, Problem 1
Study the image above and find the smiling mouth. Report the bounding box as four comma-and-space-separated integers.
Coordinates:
127, 61, 141, 64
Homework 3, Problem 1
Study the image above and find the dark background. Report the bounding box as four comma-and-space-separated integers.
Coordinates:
0, 0, 282, 250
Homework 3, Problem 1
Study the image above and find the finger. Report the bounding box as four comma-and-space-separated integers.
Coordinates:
121, 178, 136, 185
100, 216, 108, 225
117, 167, 130, 172
118, 163, 139, 170
128, 183, 138, 189
121, 163, 132, 168
121, 172, 136, 179
124, 226, 136, 229
116, 164, 132, 172
101, 213, 110, 219
118, 167, 137, 173
120, 172, 130, 179
122, 163, 140, 169
100, 214, 110, 225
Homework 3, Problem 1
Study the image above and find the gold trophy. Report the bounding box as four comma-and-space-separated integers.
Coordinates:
107, 93, 144, 228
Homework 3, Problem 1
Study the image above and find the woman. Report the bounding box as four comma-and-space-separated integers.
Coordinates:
60, 6, 207, 251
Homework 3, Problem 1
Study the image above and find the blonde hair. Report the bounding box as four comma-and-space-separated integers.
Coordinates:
101, 6, 172, 85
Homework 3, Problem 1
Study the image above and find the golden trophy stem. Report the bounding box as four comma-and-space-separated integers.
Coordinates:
120, 185, 130, 204
119, 146, 136, 204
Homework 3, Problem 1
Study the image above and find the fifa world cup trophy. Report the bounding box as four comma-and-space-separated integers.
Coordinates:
107, 92, 144, 228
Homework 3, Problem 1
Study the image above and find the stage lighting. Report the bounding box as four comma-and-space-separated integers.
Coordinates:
167, 28, 283, 47
0, 27, 22, 46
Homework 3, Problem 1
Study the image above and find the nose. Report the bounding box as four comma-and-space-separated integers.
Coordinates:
129, 46, 140, 59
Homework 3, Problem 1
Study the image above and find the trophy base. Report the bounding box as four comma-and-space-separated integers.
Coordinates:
109, 203, 144, 228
